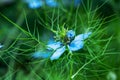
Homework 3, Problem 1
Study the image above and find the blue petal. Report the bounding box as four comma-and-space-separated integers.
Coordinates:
25, 0, 44, 9
50, 46, 66, 60
74, 32, 92, 41
47, 37, 55, 44
62, 0, 81, 7
46, 0, 58, 7
69, 40, 84, 51
69, 32, 91, 51
74, 0, 81, 6
0, 44, 3, 48
67, 30, 75, 39
32, 51, 51, 58
47, 41, 62, 50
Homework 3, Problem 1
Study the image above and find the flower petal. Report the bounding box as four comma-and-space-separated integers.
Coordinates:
62, 0, 81, 7
50, 46, 66, 60
74, 0, 81, 6
69, 32, 91, 51
47, 41, 62, 50
69, 40, 84, 51
46, 0, 58, 7
66, 30, 75, 39
0, 44, 3, 48
74, 32, 92, 41
25, 0, 44, 9
32, 51, 51, 58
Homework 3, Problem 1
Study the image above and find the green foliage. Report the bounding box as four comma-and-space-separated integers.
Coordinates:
0, 0, 120, 80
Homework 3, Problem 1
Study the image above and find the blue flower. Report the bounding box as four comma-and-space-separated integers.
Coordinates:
24, 0, 44, 9
24, 0, 59, 9
0, 44, 3, 49
74, 0, 81, 6
45, 0, 58, 7
62, 0, 81, 7
32, 30, 91, 60
24, 0, 81, 9
32, 50, 51, 58
49, 31, 91, 60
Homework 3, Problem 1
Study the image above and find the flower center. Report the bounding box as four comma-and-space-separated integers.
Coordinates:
54, 30, 75, 45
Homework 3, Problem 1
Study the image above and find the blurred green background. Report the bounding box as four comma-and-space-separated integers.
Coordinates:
0, 0, 120, 80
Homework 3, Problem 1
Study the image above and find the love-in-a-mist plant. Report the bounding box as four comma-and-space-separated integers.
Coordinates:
32, 28, 92, 60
